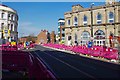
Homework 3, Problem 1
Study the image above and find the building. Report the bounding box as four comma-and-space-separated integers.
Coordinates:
64, 0, 120, 48
58, 18, 65, 44
36, 30, 56, 44
19, 36, 37, 43
50, 31, 55, 44
0, 4, 18, 44
19, 37, 27, 43
36, 30, 48, 44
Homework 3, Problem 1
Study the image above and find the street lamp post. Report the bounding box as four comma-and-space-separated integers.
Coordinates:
90, 3, 94, 38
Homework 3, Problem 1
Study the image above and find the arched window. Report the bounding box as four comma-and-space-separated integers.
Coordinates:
74, 17, 77, 22
84, 15, 87, 22
94, 30, 105, 46
74, 17, 78, 26
94, 30, 105, 39
83, 15, 87, 25
81, 31, 90, 45
109, 12, 114, 19
68, 36, 71, 40
11, 15, 13, 20
108, 12, 114, 23
68, 19, 70, 25
97, 13, 102, 24
1, 13, 5, 19
8, 14, 10, 20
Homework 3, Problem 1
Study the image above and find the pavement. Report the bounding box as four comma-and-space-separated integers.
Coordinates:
28, 45, 120, 80
43, 46, 120, 64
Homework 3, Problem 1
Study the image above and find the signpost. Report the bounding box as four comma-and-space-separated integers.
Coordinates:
3, 30, 10, 38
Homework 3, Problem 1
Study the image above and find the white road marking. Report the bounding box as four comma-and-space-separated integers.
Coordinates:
34, 50, 97, 80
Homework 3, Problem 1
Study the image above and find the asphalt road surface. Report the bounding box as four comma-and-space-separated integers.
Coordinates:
29, 45, 120, 80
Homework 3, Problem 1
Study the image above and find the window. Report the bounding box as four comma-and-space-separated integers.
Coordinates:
8, 14, 11, 20
1, 23, 4, 30
68, 36, 71, 40
68, 20, 70, 25
94, 30, 105, 39
81, 31, 90, 45
108, 12, 114, 23
58, 33, 60, 36
74, 17, 78, 22
62, 33, 65, 37
58, 28, 60, 32
11, 24, 13, 31
75, 33, 77, 41
97, 13, 102, 24
62, 37, 65, 40
61, 22, 65, 26
1, 13, 5, 19
8, 24, 10, 30
11, 15, 13, 20
15, 15, 17, 21
62, 28, 65, 31
58, 22, 65, 26
74, 17, 78, 26
83, 15, 87, 25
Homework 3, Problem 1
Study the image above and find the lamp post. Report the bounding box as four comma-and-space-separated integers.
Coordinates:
90, 3, 94, 38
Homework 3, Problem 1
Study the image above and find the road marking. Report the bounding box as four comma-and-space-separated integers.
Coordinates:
42, 46, 120, 70
34, 50, 97, 80
31, 51, 59, 78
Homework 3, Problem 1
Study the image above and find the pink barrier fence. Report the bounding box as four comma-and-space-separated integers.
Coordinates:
0, 44, 17, 51
2, 51, 33, 79
2, 51, 57, 79
0, 43, 35, 51
32, 57, 57, 80
43, 43, 119, 60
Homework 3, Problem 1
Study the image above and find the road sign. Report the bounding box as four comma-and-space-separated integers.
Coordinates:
88, 41, 93, 48
26, 42, 30, 46
3, 30, 10, 37
4, 30, 8, 33
11, 42, 16, 46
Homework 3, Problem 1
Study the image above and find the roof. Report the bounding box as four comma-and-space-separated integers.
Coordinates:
0, 4, 17, 14
64, 2, 120, 15
58, 18, 65, 21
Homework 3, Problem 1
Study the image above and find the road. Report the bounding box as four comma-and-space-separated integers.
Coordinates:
29, 45, 120, 80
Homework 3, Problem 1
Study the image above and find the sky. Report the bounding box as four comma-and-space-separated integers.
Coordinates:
2, 2, 105, 37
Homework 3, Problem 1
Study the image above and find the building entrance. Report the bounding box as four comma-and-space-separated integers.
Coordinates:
94, 30, 105, 46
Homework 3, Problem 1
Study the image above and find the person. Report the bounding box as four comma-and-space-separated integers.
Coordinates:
103, 43, 107, 49
75, 41, 78, 46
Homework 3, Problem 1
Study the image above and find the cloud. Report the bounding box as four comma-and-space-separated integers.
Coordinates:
18, 22, 40, 37
20, 22, 33, 26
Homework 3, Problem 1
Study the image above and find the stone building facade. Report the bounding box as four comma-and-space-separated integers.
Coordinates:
64, 0, 120, 48
0, 4, 18, 44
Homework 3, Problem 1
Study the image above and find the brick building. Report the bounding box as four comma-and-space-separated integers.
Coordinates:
50, 31, 55, 44
19, 36, 37, 43
36, 30, 48, 44
19, 37, 27, 43
36, 30, 56, 44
